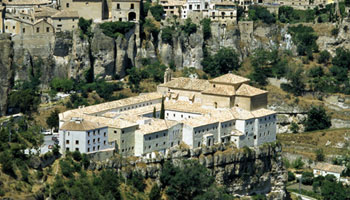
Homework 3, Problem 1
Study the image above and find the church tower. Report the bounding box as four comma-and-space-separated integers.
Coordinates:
164, 67, 172, 83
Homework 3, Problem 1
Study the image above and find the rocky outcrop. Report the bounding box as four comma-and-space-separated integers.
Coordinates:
88, 144, 287, 199
0, 34, 13, 116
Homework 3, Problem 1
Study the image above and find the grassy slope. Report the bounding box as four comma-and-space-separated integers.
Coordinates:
278, 128, 350, 159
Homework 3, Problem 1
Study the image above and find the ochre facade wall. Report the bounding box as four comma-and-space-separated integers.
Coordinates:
60, 0, 103, 21
251, 93, 267, 110
201, 93, 231, 108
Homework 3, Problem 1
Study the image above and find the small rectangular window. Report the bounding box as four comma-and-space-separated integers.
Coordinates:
87, 148, 90, 152
117, 3, 120, 9
36, 27, 39, 33
22, 28, 25, 33
66, 140, 69, 144
75, 148, 79, 151
13, 26, 15, 30
75, 140, 79, 144
66, 3, 69, 8
46, 27, 50, 32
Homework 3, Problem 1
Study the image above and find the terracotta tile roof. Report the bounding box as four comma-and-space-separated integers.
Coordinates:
165, 101, 210, 114
52, 10, 79, 18
182, 116, 219, 127
202, 84, 235, 96
60, 119, 106, 131
251, 108, 276, 118
159, 77, 210, 91
34, 7, 58, 18
75, 92, 162, 115
236, 84, 267, 96
230, 107, 255, 120
139, 119, 179, 134
210, 73, 250, 85
314, 163, 345, 174
3, 0, 51, 5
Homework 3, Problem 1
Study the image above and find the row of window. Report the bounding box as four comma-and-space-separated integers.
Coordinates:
87, 130, 107, 137
166, 112, 192, 119
146, 132, 167, 141
116, 3, 134, 9
5, 26, 50, 33
259, 122, 275, 129
87, 145, 101, 152
119, 101, 154, 112
88, 138, 107, 145
259, 115, 276, 122
122, 146, 134, 152
144, 141, 180, 150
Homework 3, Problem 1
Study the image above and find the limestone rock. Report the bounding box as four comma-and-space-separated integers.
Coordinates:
0, 34, 13, 116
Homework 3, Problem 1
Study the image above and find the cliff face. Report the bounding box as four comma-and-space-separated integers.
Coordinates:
88, 144, 287, 199
0, 34, 13, 116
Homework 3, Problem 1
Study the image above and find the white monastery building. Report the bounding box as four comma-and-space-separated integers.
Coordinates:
58, 71, 277, 157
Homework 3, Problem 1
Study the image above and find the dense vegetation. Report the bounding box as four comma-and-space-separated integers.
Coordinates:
8, 59, 43, 115
202, 47, 240, 77
100, 21, 135, 38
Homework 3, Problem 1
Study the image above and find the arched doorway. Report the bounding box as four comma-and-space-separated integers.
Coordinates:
128, 12, 136, 21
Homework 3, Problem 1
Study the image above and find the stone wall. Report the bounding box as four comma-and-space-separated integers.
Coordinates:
0, 34, 13, 116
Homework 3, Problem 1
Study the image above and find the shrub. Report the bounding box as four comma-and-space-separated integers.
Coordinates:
202, 47, 240, 77
161, 26, 174, 44
315, 148, 325, 162
149, 184, 161, 200
78, 18, 92, 38
331, 27, 339, 36
59, 160, 74, 178
129, 171, 146, 192
143, 18, 159, 39
150, 4, 164, 21
181, 18, 197, 35
72, 151, 82, 161
201, 18, 211, 40
301, 172, 314, 185
288, 171, 296, 182
292, 157, 304, 169
288, 25, 318, 56
248, 5, 276, 24
50, 78, 74, 93
100, 21, 135, 38
318, 50, 331, 64
46, 109, 59, 130
304, 106, 331, 131
289, 122, 299, 133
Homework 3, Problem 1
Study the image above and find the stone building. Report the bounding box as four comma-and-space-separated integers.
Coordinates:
59, 0, 141, 22
160, 0, 185, 17
58, 72, 277, 157
51, 10, 79, 31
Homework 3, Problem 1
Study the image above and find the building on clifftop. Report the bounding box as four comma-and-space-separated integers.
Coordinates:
58, 72, 277, 157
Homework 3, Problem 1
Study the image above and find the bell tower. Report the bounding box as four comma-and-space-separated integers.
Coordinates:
164, 67, 172, 83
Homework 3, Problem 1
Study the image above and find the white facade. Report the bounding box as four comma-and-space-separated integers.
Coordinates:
313, 169, 341, 181
59, 126, 115, 154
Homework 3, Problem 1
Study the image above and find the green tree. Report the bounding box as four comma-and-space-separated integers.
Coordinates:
46, 109, 59, 130
153, 107, 157, 118
181, 18, 197, 35
202, 47, 240, 77
150, 5, 164, 21
78, 17, 93, 38
281, 68, 305, 96
127, 67, 142, 92
161, 26, 174, 45
301, 172, 314, 185
318, 50, 331, 64
289, 122, 299, 133
149, 184, 162, 200
50, 78, 74, 93
100, 21, 135, 38
160, 97, 165, 119
304, 106, 331, 131
288, 171, 296, 182
201, 18, 211, 40
160, 161, 215, 200
129, 171, 146, 192
315, 148, 325, 162
292, 157, 304, 169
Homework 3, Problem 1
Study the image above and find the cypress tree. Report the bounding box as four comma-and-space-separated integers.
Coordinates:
160, 97, 165, 119
153, 107, 156, 118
